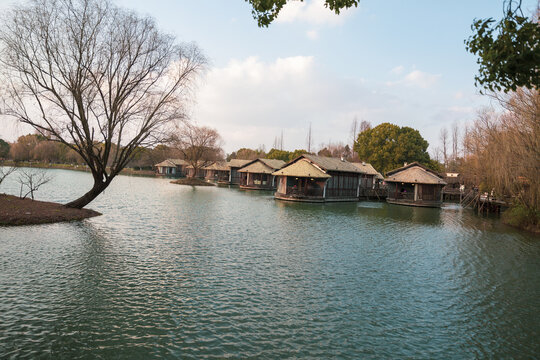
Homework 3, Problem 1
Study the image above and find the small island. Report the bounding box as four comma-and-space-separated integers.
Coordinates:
170, 178, 215, 186
0, 194, 101, 226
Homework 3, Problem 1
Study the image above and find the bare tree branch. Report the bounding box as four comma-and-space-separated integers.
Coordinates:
17, 168, 52, 200
172, 123, 223, 178
0, 0, 206, 208
0, 164, 17, 187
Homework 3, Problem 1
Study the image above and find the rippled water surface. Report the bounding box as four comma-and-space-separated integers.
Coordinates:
1, 169, 539, 358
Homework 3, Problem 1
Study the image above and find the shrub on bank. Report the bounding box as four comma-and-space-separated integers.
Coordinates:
502, 204, 540, 233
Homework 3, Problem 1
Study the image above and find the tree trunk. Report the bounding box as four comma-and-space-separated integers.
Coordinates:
64, 177, 111, 209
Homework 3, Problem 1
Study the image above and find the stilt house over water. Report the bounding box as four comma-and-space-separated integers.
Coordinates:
351, 162, 384, 189
154, 159, 188, 177
385, 162, 447, 207
272, 154, 363, 202
228, 159, 251, 185
238, 158, 286, 190
203, 162, 230, 184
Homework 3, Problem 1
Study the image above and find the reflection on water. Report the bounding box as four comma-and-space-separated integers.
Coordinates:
0, 169, 539, 358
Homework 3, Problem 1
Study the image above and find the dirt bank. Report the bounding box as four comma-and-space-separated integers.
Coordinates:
0, 194, 101, 226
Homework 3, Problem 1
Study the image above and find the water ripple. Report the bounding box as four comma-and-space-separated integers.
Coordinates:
1, 169, 539, 358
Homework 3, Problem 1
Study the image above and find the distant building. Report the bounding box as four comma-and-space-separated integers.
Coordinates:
228, 159, 251, 185
443, 172, 461, 189
203, 161, 230, 184
385, 162, 447, 207
154, 159, 188, 177
238, 158, 286, 190
272, 154, 363, 202
442, 172, 462, 200
186, 162, 207, 178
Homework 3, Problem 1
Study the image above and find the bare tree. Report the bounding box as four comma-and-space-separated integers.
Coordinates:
0, 0, 206, 208
431, 146, 442, 164
173, 123, 223, 178
232, 147, 265, 160
451, 122, 460, 163
0, 164, 17, 187
350, 116, 358, 150
461, 88, 539, 227
32, 141, 59, 163
317, 141, 352, 159
306, 122, 313, 153
272, 136, 279, 150
17, 168, 52, 200
439, 127, 449, 168
359, 119, 371, 133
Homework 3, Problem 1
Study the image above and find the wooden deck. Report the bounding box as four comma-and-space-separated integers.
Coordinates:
274, 192, 326, 203
240, 185, 275, 191
460, 190, 509, 214
386, 198, 443, 208
274, 192, 359, 203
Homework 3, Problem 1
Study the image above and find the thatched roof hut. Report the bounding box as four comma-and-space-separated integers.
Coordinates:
228, 159, 251, 169
203, 161, 230, 182
227, 159, 252, 185
272, 154, 362, 202
239, 159, 286, 174
238, 158, 286, 190
203, 161, 229, 172
272, 159, 331, 179
154, 159, 188, 177
154, 159, 187, 168
385, 162, 446, 185
352, 162, 384, 179
385, 162, 446, 207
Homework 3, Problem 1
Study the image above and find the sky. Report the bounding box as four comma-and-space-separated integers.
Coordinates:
0, 0, 538, 154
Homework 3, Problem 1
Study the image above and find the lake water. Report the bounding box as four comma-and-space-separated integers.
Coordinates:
1, 168, 539, 358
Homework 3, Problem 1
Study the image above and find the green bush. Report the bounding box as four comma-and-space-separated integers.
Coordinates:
502, 204, 539, 229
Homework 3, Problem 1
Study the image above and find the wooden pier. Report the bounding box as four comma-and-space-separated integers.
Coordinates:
460, 190, 508, 214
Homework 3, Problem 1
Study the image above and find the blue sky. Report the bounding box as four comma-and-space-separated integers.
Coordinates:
1, 0, 538, 154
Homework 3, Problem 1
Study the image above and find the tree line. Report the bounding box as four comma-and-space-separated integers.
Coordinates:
2, 117, 443, 177
0, 124, 224, 172
459, 89, 539, 230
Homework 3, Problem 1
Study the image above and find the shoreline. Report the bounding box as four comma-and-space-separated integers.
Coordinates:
1, 164, 536, 233
0, 194, 101, 226
0, 161, 156, 178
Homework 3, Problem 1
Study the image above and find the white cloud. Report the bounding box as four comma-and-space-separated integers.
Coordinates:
306, 29, 319, 40
387, 70, 441, 89
404, 70, 441, 88
276, 0, 357, 26
390, 65, 404, 75
192, 56, 442, 153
